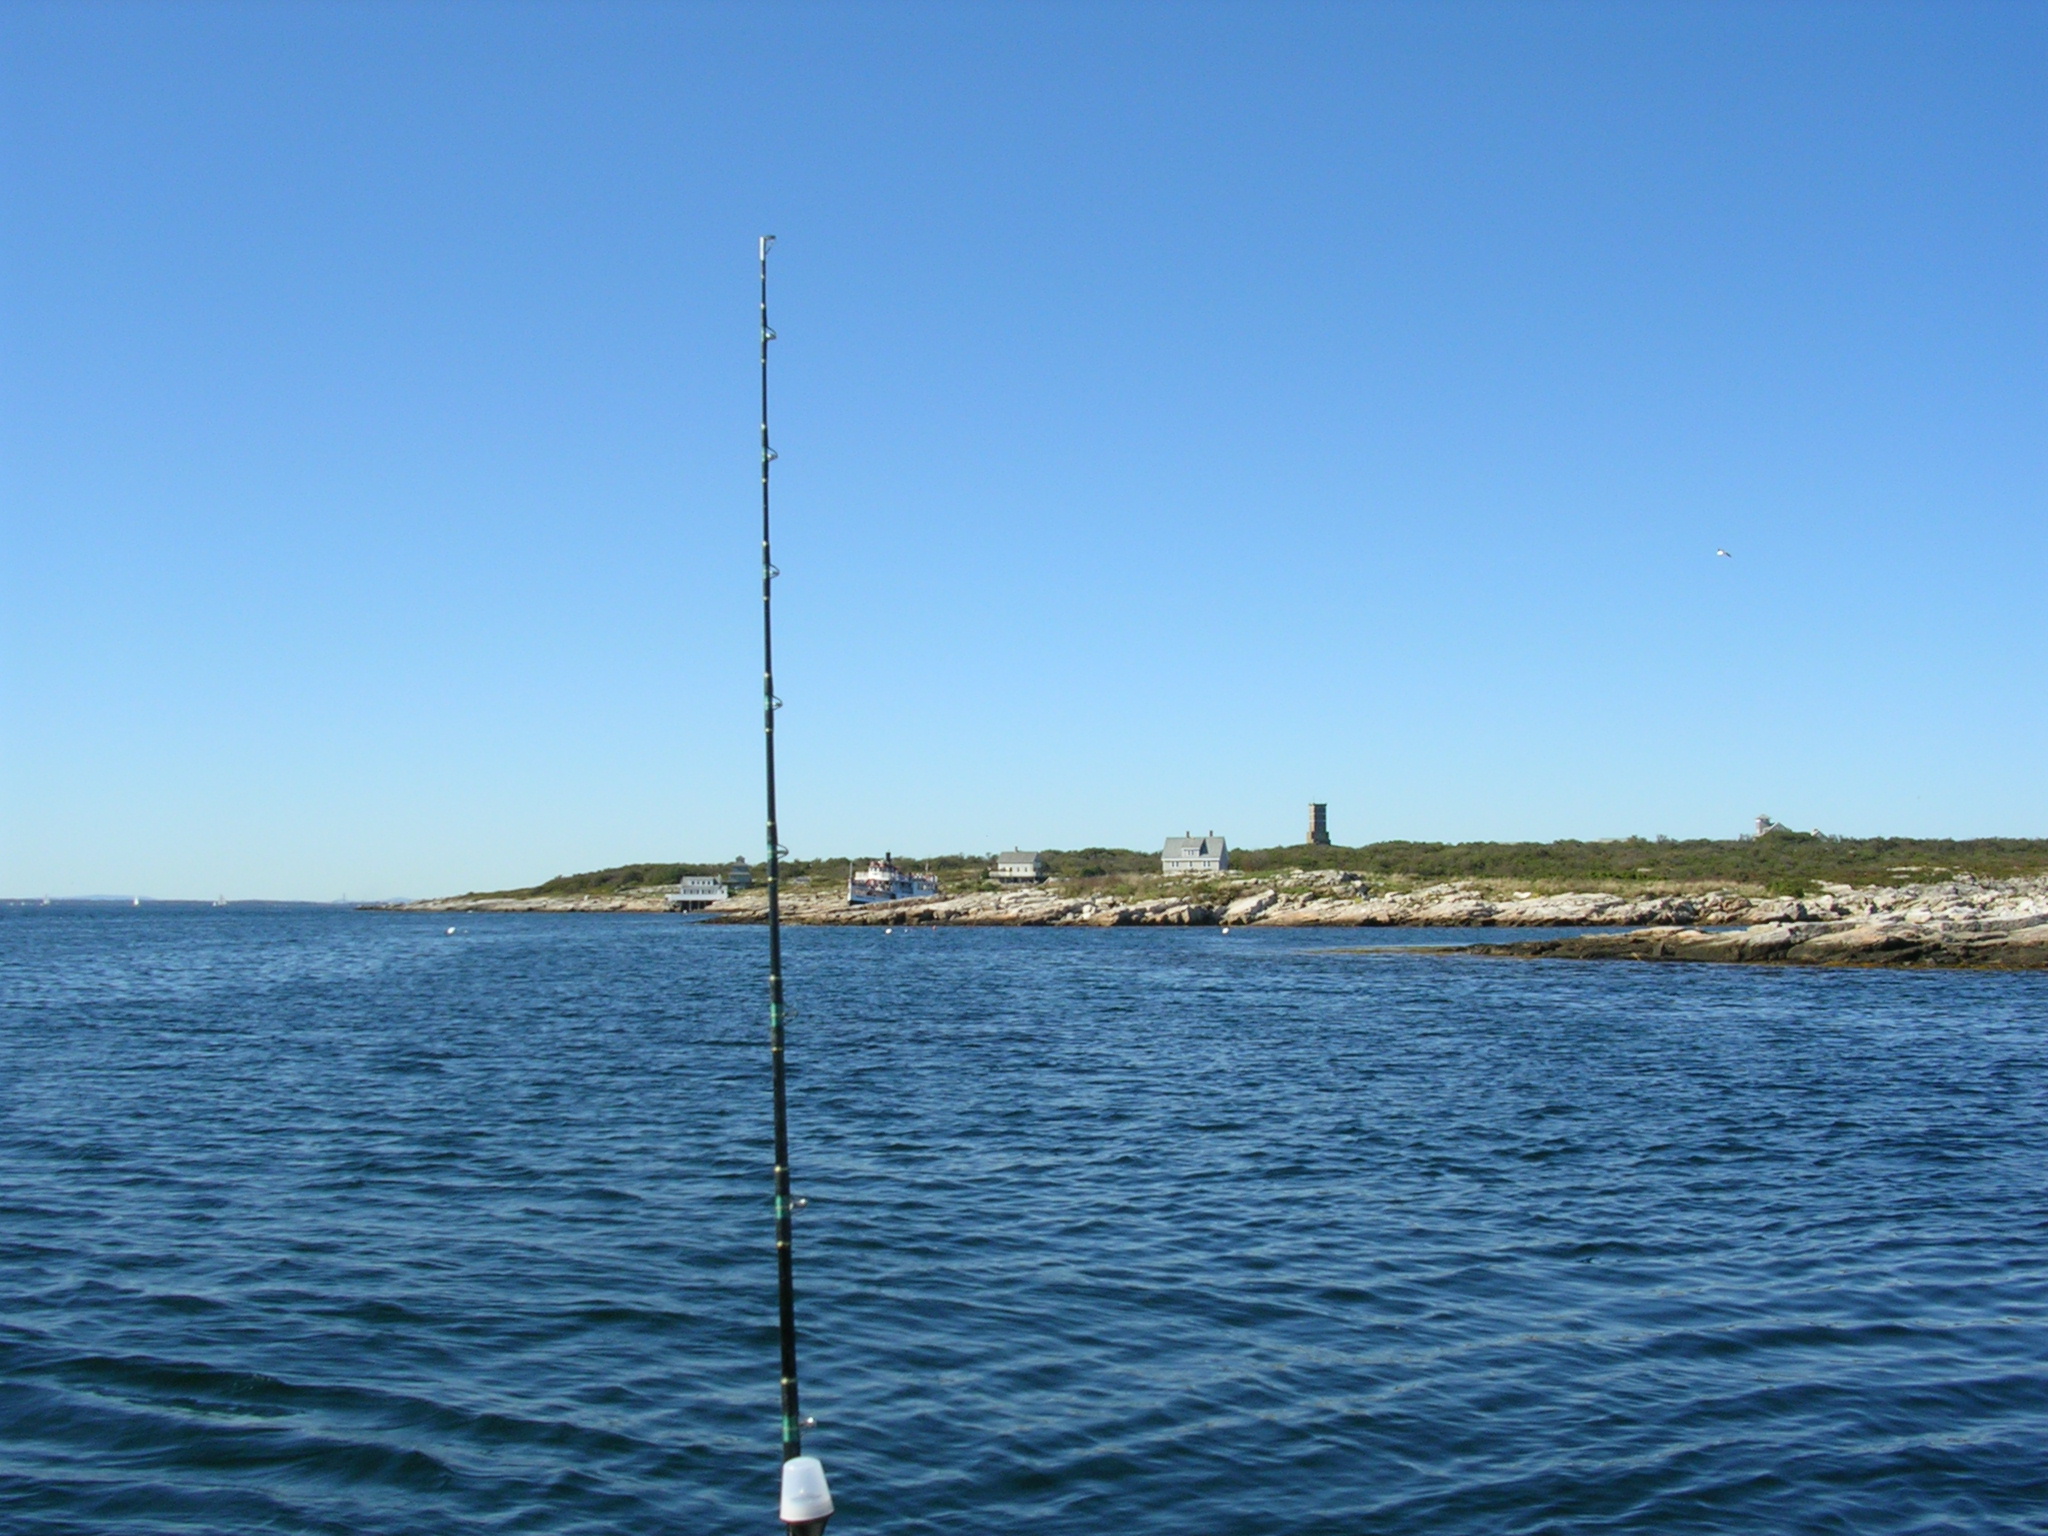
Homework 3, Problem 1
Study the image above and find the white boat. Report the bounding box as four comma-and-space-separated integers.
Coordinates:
846, 855, 939, 904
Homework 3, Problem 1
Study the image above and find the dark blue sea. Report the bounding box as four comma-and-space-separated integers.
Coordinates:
3, 905, 2045, 1534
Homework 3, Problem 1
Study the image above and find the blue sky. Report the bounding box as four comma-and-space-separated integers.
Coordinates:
3, 1, 2042, 899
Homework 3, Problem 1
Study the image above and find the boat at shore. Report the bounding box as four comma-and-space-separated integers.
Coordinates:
846, 855, 940, 905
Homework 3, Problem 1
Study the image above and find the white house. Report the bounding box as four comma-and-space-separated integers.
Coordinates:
1162, 833, 1228, 875
992, 849, 1048, 883
670, 875, 728, 911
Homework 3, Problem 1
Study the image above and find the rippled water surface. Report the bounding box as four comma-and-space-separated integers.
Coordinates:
3, 905, 2046, 1534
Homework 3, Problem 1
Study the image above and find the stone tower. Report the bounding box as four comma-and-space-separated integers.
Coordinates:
1308, 803, 1330, 846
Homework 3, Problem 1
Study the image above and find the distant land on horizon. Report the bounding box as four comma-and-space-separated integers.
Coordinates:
464, 834, 2048, 903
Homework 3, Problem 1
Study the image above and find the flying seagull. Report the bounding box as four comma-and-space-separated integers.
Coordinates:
1715, 548, 1732, 558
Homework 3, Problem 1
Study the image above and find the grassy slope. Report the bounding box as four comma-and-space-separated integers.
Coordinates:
1230, 834, 2048, 889
472, 834, 2048, 900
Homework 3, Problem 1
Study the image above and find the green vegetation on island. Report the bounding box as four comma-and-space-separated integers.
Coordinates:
1227, 833, 2048, 895
468, 832, 2048, 904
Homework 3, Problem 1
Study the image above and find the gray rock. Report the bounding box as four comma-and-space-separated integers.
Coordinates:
1455, 914, 2048, 969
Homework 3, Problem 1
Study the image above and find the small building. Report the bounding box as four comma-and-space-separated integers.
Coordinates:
992, 849, 1048, 884
1162, 832, 1228, 875
670, 875, 728, 911
1307, 803, 1330, 846
727, 857, 753, 890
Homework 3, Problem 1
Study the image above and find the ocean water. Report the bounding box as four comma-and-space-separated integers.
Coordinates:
2, 905, 2045, 1535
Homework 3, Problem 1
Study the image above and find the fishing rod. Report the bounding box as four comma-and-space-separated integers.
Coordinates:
759, 234, 834, 1536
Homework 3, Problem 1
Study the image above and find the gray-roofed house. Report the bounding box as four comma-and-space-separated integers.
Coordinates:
991, 849, 1048, 883
1162, 833, 1228, 875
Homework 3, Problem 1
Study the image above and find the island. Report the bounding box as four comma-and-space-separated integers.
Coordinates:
370, 835, 2048, 968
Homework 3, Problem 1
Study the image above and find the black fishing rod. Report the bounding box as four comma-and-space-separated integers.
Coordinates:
759, 234, 834, 1536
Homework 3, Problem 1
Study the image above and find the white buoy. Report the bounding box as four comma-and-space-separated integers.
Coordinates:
446, 927, 456, 935
779, 1455, 833, 1534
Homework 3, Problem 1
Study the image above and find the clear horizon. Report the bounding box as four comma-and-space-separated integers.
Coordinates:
5, 2, 2043, 901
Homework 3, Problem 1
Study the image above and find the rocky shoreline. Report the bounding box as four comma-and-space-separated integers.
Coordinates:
372, 873, 2048, 969
379, 871, 2048, 934
1449, 913, 2048, 970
